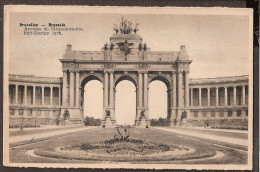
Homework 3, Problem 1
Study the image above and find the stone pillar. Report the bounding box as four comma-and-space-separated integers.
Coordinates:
50, 86, 53, 106
216, 87, 219, 106
185, 71, 189, 107
172, 72, 177, 108
24, 85, 27, 105
109, 72, 114, 107
104, 72, 108, 107
58, 87, 61, 105
242, 85, 246, 105
42, 86, 44, 105
69, 70, 74, 106
138, 72, 143, 107
15, 84, 18, 104
224, 87, 227, 106
33, 86, 36, 105
177, 71, 183, 108
190, 88, 193, 107
198, 88, 201, 107
144, 72, 148, 108
207, 88, 210, 106
75, 71, 80, 107
233, 86, 236, 106
62, 71, 67, 106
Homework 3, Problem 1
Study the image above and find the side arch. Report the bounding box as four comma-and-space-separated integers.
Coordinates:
148, 73, 172, 89
80, 73, 103, 87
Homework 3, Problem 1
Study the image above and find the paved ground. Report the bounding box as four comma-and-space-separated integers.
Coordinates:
154, 127, 248, 146
9, 126, 98, 144
8, 127, 248, 165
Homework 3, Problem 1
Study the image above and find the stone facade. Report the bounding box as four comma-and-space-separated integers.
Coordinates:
8, 20, 249, 128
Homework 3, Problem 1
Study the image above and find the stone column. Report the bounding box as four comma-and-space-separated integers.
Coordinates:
177, 71, 183, 108
33, 86, 36, 105
42, 86, 44, 105
216, 87, 219, 106
62, 71, 67, 106
172, 72, 177, 108
198, 88, 201, 107
75, 71, 80, 107
50, 86, 53, 106
24, 85, 27, 105
224, 87, 227, 106
190, 88, 193, 107
15, 84, 18, 104
144, 72, 148, 108
69, 70, 74, 106
58, 87, 61, 105
233, 86, 236, 106
207, 88, 210, 106
242, 85, 245, 105
185, 71, 189, 107
109, 72, 114, 107
104, 71, 108, 107
138, 72, 143, 107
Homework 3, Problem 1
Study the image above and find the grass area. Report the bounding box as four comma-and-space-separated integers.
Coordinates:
9, 126, 85, 137
167, 127, 248, 140
9, 128, 248, 164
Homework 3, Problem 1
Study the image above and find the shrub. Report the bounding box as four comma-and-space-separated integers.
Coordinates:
84, 116, 101, 126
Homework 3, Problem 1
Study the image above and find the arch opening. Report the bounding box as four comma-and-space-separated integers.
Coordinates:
115, 80, 136, 126
81, 75, 103, 125
149, 80, 169, 126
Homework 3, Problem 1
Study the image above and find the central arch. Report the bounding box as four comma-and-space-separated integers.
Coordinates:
114, 74, 137, 126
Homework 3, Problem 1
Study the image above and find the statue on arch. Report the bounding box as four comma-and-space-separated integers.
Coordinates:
133, 23, 139, 34
140, 110, 145, 117
113, 24, 119, 34
105, 110, 111, 117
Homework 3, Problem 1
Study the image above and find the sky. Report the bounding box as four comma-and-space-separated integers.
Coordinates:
8, 11, 250, 124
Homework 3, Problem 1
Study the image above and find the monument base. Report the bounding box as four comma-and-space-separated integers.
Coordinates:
61, 107, 83, 125
102, 116, 116, 128
136, 116, 149, 128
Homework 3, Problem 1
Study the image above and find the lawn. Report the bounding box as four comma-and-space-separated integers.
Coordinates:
9, 127, 248, 164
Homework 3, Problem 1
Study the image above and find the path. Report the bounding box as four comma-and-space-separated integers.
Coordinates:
154, 127, 248, 147
9, 126, 98, 144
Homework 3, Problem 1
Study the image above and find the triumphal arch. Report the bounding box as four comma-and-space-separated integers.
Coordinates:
60, 19, 192, 127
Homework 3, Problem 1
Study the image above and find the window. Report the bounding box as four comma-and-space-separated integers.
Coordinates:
10, 109, 14, 115
228, 110, 233, 117
193, 111, 198, 117
19, 109, 23, 116
219, 110, 224, 117
202, 111, 207, 117
237, 110, 241, 117
211, 111, 215, 117
28, 110, 32, 116
36, 110, 41, 116
246, 110, 248, 116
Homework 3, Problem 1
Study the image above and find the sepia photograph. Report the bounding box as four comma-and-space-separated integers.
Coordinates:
3, 6, 253, 170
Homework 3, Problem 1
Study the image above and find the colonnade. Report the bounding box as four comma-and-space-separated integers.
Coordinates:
190, 85, 247, 107
9, 84, 61, 106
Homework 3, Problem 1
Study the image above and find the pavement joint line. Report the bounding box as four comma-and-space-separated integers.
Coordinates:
10, 127, 99, 149
152, 128, 248, 153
